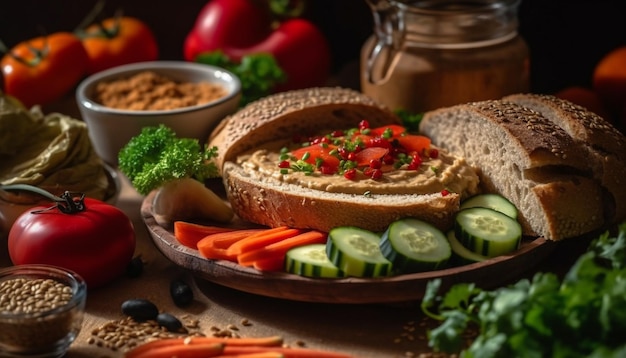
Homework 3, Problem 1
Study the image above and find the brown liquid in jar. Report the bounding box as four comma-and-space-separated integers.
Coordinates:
361, 0, 530, 113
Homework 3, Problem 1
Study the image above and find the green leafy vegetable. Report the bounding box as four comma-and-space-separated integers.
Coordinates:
117, 125, 219, 195
395, 109, 423, 133
422, 222, 626, 358
195, 51, 286, 107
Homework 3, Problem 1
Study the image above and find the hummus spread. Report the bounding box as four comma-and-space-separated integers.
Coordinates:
237, 139, 479, 197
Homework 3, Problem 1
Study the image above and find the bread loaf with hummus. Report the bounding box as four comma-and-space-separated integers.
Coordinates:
208, 87, 480, 233
419, 97, 622, 241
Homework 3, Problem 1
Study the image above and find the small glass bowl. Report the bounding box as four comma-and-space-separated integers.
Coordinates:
0, 264, 87, 358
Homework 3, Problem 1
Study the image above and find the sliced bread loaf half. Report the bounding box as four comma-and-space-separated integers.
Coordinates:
209, 87, 480, 233
503, 93, 626, 224
419, 99, 604, 241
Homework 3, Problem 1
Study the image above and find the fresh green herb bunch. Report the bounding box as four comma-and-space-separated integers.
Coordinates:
395, 109, 423, 133
195, 51, 286, 107
422, 222, 626, 358
118, 125, 219, 195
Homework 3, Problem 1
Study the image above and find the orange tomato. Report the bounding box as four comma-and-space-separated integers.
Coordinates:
1, 32, 89, 108
79, 16, 158, 74
592, 46, 626, 112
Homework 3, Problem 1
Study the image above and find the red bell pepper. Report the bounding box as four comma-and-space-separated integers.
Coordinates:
183, 0, 331, 91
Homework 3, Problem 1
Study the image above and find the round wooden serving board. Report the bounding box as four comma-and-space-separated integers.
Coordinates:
141, 191, 556, 304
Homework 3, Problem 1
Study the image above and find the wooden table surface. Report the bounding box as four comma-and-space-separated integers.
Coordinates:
1, 172, 591, 358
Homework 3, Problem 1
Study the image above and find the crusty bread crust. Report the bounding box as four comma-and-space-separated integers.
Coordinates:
209, 87, 401, 172
420, 99, 606, 241
222, 162, 461, 233
504, 93, 626, 224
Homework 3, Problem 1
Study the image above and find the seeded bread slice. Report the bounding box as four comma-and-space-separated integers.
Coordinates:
208, 87, 402, 172
419, 100, 603, 241
503, 93, 626, 224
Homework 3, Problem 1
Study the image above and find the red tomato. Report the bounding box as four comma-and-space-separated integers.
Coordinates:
1, 32, 89, 108
79, 16, 159, 74
8, 197, 135, 289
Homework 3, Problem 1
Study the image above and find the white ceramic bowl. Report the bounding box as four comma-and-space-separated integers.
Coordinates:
76, 61, 241, 166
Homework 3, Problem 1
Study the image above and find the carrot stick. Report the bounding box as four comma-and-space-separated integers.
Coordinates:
213, 353, 284, 358
125, 336, 284, 358
226, 227, 303, 257
197, 229, 267, 261
125, 342, 224, 358
237, 231, 327, 267
174, 221, 236, 249
251, 254, 286, 271
222, 346, 354, 358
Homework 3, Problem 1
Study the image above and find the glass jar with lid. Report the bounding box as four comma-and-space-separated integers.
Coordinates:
361, 0, 530, 113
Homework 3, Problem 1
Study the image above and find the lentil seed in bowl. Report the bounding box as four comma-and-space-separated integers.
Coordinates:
0, 265, 87, 358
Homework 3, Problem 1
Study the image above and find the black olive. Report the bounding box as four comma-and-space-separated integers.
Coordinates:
121, 299, 159, 321
170, 279, 194, 307
125, 256, 144, 278
156, 312, 184, 332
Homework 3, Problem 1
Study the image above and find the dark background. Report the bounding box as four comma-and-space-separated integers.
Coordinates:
1, 0, 625, 94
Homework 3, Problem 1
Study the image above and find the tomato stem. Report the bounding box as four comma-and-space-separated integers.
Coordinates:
0, 184, 87, 214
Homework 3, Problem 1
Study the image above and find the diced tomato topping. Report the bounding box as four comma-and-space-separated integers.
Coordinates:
369, 124, 407, 138
395, 134, 431, 154
291, 144, 340, 174
369, 158, 382, 169
383, 154, 395, 165
407, 154, 422, 170
367, 136, 392, 149
286, 121, 435, 180
344, 168, 357, 180
354, 147, 389, 167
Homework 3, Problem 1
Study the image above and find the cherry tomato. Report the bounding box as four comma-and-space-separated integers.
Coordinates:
8, 196, 135, 289
79, 16, 158, 74
1, 32, 90, 108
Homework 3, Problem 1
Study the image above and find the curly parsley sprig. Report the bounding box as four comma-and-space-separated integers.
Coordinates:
117, 125, 220, 195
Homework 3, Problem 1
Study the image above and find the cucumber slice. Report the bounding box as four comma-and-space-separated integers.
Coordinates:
446, 230, 488, 266
454, 207, 522, 258
380, 218, 451, 273
460, 193, 518, 219
326, 226, 393, 277
285, 244, 344, 278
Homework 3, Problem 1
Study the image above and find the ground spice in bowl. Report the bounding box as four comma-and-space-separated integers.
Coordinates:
94, 71, 227, 111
